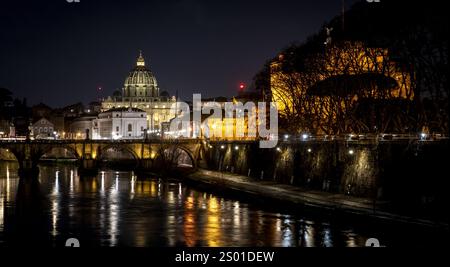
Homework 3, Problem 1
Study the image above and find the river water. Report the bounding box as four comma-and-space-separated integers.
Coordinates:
0, 161, 444, 247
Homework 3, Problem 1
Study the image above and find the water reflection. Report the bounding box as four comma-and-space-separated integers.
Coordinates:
1, 163, 50, 246
1, 161, 435, 247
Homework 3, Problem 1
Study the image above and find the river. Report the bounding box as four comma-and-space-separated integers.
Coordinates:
0, 161, 444, 247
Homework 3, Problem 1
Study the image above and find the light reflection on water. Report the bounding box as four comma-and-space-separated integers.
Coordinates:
0, 161, 412, 247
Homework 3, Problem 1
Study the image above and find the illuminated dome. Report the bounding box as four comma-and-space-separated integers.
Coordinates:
123, 51, 159, 98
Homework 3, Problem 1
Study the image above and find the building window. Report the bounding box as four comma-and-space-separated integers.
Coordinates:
116, 126, 119, 132
128, 124, 132, 132
141, 126, 144, 131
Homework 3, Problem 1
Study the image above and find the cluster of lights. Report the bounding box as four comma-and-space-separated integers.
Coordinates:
420, 133, 427, 140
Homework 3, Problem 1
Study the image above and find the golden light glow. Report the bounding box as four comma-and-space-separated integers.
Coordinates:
150, 181, 157, 197
205, 196, 222, 247
183, 195, 197, 247
270, 41, 414, 134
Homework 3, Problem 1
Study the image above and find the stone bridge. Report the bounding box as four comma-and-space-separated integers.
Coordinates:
0, 139, 206, 177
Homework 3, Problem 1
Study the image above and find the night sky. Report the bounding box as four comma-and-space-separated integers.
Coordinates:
0, 0, 359, 107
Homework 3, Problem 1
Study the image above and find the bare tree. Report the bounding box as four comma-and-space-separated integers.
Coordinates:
270, 40, 417, 135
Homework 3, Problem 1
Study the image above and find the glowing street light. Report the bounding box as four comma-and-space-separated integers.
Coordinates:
307, 148, 312, 153
302, 134, 309, 140
234, 145, 239, 151
348, 149, 355, 155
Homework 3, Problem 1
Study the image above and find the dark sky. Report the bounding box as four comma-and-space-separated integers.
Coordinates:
0, 0, 359, 107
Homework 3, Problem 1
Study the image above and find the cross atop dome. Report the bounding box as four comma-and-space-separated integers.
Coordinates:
136, 50, 145, 67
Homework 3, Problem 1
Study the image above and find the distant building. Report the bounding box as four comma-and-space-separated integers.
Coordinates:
32, 118, 54, 139
163, 97, 258, 141
87, 101, 102, 114
49, 111, 65, 133
12, 117, 31, 137
93, 107, 147, 140
0, 119, 10, 137
69, 115, 97, 139
101, 51, 176, 133
60, 102, 85, 118
1, 88, 15, 137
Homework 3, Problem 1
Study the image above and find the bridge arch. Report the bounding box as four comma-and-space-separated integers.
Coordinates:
155, 144, 197, 170
0, 147, 18, 161
0, 140, 202, 176
97, 144, 140, 160
39, 144, 81, 160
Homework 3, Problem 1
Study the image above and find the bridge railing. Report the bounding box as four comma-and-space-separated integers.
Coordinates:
0, 138, 204, 144
1, 133, 448, 144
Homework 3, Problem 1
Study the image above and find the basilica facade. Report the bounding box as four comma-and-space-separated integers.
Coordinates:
102, 52, 176, 133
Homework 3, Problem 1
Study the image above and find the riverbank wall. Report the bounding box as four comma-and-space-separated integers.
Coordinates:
202, 139, 449, 221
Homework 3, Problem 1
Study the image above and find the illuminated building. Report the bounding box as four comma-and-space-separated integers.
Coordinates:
31, 118, 55, 139
69, 115, 97, 139
270, 41, 414, 134
92, 107, 147, 140
102, 51, 176, 133
190, 99, 258, 141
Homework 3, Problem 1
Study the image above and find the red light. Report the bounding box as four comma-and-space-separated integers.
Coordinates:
239, 83, 245, 90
